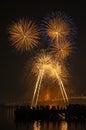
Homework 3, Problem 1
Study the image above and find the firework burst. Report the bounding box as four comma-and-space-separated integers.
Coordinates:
9, 19, 40, 52
45, 17, 70, 41
49, 39, 73, 60
41, 12, 76, 43
32, 50, 53, 76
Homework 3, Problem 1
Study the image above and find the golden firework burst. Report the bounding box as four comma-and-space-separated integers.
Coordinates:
45, 17, 71, 41
49, 40, 72, 59
32, 50, 53, 76
9, 19, 40, 52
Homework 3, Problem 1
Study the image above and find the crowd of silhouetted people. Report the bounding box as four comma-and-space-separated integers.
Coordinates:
14, 104, 86, 122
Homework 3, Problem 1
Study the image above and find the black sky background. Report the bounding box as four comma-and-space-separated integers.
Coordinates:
0, 0, 86, 103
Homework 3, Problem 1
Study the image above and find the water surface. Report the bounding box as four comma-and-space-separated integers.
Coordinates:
0, 107, 86, 130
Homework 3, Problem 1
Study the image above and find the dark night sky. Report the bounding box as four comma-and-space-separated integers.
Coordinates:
0, 0, 86, 103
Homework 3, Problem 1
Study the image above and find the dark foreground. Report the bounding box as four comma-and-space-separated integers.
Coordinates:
15, 104, 86, 122
0, 106, 86, 130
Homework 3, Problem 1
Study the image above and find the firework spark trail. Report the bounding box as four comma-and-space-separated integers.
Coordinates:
54, 69, 66, 103
35, 69, 44, 106
31, 71, 42, 107
54, 69, 69, 104
59, 79, 69, 104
